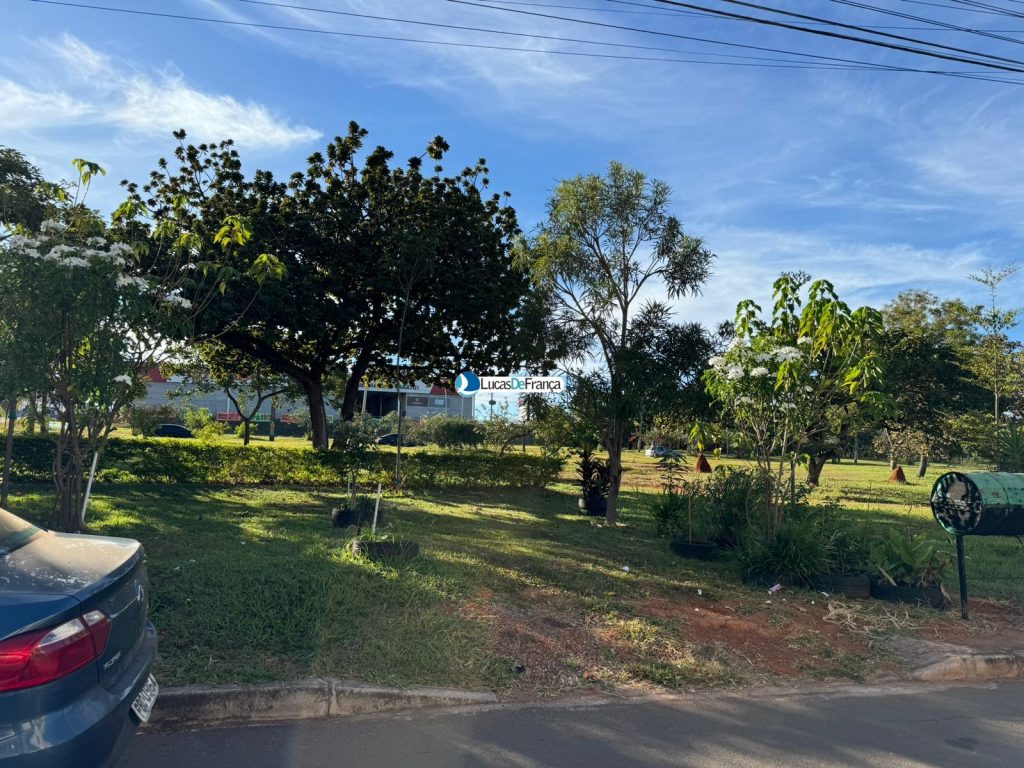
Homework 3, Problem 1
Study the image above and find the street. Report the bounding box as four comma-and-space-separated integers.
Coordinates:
122, 681, 1024, 767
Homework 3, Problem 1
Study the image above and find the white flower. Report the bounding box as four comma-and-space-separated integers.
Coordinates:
87, 236, 107, 247
708, 355, 725, 368
797, 336, 812, 345
750, 366, 770, 378
114, 374, 134, 385
8, 234, 34, 249
39, 219, 65, 233
725, 365, 744, 381
117, 275, 149, 290
779, 402, 797, 411
49, 244, 75, 257
736, 396, 754, 405
109, 243, 135, 259
755, 352, 773, 363
774, 346, 802, 363
61, 257, 89, 268
163, 294, 192, 309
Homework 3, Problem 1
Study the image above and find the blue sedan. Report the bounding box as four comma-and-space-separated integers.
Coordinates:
0, 508, 157, 768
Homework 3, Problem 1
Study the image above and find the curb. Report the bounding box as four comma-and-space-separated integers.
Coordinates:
891, 637, 1024, 683
148, 678, 498, 729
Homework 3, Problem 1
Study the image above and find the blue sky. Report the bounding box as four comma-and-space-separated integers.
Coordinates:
5, 0, 1024, 330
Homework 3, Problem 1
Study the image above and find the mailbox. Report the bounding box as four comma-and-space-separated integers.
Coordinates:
931, 471, 1024, 537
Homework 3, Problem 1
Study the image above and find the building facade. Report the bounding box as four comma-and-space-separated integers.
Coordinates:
137, 369, 474, 424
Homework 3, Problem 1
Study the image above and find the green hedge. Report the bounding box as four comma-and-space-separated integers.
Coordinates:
7, 436, 563, 489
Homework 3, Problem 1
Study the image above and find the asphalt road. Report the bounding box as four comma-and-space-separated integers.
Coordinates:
121, 681, 1024, 767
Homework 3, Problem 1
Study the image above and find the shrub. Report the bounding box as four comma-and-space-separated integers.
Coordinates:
411, 415, 484, 448
182, 408, 226, 441
869, 528, 952, 588
698, 466, 776, 549
7, 436, 563, 488
126, 404, 180, 436
736, 518, 836, 587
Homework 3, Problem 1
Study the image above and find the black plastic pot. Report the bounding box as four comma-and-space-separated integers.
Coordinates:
578, 496, 607, 517
870, 580, 948, 609
812, 573, 872, 599
331, 507, 360, 528
669, 539, 720, 561
349, 539, 420, 562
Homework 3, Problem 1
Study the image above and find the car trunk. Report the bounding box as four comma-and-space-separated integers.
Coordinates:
0, 531, 150, 690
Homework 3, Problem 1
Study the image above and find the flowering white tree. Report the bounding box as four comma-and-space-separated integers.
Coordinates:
0, 161, 195, 531
704, 275, 883, 531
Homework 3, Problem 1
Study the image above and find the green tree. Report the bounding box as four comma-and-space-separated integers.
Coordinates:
172, 342, 292, 445
878, 290, 988, 476
120, 124, 553, 449
705, 275, 882, 525
966, 265, 1022, 422
518, 162, 715, 524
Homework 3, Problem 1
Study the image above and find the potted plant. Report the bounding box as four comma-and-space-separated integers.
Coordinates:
869, 528, 952, 609
331, 495, 380, 530
812, 524, 871, 598
576, 448, 610, 516
655, 453, 718, 560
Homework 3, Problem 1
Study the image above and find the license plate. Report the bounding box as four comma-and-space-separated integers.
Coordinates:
131, 674, 159, 723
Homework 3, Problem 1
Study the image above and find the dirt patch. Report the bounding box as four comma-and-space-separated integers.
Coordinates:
634, 595, 883, 679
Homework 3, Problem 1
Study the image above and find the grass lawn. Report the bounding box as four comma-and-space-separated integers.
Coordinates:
6, 453, 1023, 693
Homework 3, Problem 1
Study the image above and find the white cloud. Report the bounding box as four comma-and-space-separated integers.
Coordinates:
110, 71, 320, 150
0, 33, 319, 151
0, 79, 92, 129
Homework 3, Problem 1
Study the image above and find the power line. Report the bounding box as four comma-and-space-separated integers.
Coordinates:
225, 0, 857, 66
455, 0, 1024, 72
501, 0, 1024, 30
22, 0, 902, 71
824, 0, 1024, 48
951, 0, 1024, 20
26, 0, 1024, 83
648, 0, 1024, 71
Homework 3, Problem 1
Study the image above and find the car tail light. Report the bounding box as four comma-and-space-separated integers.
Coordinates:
0, 612, 110, 693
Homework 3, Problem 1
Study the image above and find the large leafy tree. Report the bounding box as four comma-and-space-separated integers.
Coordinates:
518, 162, 715, 525
877, 290, 987, 475
119, 124, 552, 448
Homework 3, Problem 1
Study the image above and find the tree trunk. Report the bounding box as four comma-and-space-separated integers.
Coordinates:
917, 452, 929, 478
242, 418, 251, 446
269, 402, 276, 442
604, 428, 624, 526
339, 353, 372, 422
1, 396, 16, 508
806, 454, 828, 486
39, 393, 49, 435
300, 378, 328, 449
853, 435, 859, 465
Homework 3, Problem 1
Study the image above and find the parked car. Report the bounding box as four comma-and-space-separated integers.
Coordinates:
0, 508, 158, 768
375, 433, 419, 447
153, 423, 193, 439
645, 445, 682, 459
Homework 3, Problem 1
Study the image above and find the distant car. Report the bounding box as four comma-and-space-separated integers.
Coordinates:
0, 507, 158, 768
153, 423, 193, 439
645, 446, 682, 459
375, 433, 419, 447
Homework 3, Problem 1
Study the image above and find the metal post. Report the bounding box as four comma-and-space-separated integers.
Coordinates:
956, 534, 969, 621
